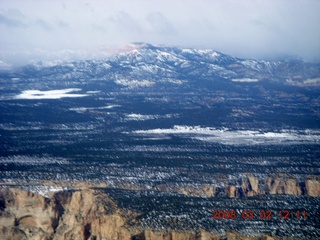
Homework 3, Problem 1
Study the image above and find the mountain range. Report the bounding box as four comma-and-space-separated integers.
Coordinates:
2, 42, 320, 88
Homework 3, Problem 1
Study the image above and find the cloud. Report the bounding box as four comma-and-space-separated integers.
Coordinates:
107, 11, 142, 33
91, 23, 107, 33
146, 12, 177, 35
57, 20, 69, 29
0, 0, 319, 65
0, 9, 27, 27
35, 19, 53, 31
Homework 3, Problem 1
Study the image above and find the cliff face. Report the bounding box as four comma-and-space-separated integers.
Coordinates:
148, 174, 320, 198
51, 189, 134, 240
1, 177, 320, 240
0, 188, 134, 240
201, 176, 319, 198
0, 187, 284, 240
0, 188, 56, 240
305, 180, 320, 197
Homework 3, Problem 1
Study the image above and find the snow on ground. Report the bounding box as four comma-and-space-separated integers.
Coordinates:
0, 155, 70, 165
115, 79, 155, 87
303, 78, 320, 84
22, 185, 70, 197
232, 78, 259, 82
15, 88, 88, 99
69, 105, 120, 113
125, 114, 156, 121
124, 113, 176, 121
164, 79, 185, 84
130, 125, 320, 145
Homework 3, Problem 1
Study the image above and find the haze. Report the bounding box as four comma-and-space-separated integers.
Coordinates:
1, 0, 320, 67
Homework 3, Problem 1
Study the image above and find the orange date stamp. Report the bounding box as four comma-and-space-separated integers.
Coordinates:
212, 209, 307, 221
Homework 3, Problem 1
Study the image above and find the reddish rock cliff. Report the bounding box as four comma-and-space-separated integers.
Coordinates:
0, 187, 295, 240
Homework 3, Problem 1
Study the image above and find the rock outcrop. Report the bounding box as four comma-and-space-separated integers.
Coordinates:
305, 179, 320, 197
0, 188, 135, 240
0, 188, 56, 240
266, 178, 302, 196
51, 189, 135, 240
225, 176, 320, 198
241, 174, 260, 197
154, 175, 320, 198
179, 184, 216, 197
228, 185, 237, 198
0, 187, 293, 240
159, 175, 320, 198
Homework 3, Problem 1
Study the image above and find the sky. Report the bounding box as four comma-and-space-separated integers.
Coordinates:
0, 0, 320, 66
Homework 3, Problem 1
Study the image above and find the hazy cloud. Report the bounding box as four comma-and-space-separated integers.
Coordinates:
107, 11, 142, 33
147, 12, 177, 35
35, 19, 52, 31
0, 0, 319, 65
0, 8, 27, 27
57, 20, 69, 28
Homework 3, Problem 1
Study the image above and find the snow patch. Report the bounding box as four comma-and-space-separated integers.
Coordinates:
0, 155, 70, 165
23, 185, 69, 198
115, 79, 155, 87
86, 90, 101, 94
130, 125, 320, 145
69, 105, 120, 113
232, 78, 259, 82
15, 88, 88, 99
124, 113, 177, 121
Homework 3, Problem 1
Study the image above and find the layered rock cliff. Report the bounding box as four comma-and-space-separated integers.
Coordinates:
0, 187, 297, 240
173, 175, 320, 198
0, 188, 139, 240
183, 175, 320, 198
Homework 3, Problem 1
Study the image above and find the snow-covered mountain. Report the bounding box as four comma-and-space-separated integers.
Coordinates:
4, 42, 320, 88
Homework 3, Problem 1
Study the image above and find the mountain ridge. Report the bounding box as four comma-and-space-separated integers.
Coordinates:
2, 43, 320, 88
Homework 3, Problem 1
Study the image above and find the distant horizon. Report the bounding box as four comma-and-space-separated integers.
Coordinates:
1, 41, 319, 69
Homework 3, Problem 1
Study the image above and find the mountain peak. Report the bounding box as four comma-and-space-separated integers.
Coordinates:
125, 42, 157, 50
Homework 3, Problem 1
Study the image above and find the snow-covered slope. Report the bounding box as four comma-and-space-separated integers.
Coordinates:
3, 43, 320, 87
